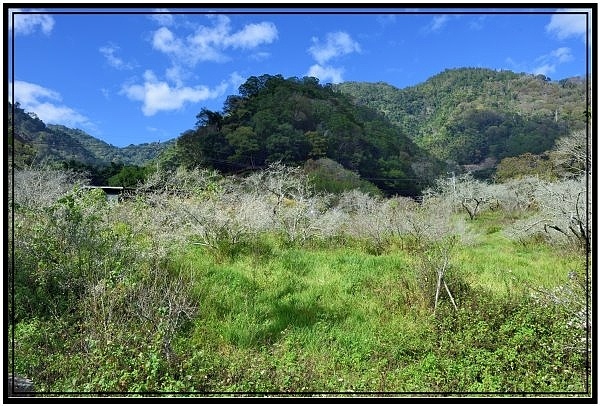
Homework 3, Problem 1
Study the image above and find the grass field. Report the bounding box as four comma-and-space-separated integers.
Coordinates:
9, 180, 591, 397
153, 218, 587, 394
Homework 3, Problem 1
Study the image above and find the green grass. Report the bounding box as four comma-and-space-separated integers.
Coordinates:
456, 231, 582, 295
12, 207, 590, 395
459, 210, 584, 295
160, 230, 588, 394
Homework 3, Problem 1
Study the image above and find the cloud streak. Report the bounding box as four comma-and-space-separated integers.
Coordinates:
506, 47, 575, 77
149, 8, 174, 26
99, 44, 134, 70
422, 15, 463, 34
428, 15, 450, 32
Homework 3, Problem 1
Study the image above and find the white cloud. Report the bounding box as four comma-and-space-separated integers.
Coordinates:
10, 80, 92, 128
305, 31, 359, 84
546, 9, 589, 41
152, 27, 182, 53
9, 9, 54, 35
306, 64, 344, 84
151, 15, 278, 66
11, 80, 60, 105
149, 9, 174, 26
224, 21, 278, 49
121, 70, 229, 116
532, 47, 573, 76
429, 15, 449, 32
33, 103, 90, 127
99, 44, 134, 70
308, 31, 361, 65
165, 65, 188, 87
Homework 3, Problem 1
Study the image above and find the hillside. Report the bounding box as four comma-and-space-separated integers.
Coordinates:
9, 67, 588, 191
174, 74, 445, 196
8, 102, 173, 168
336, 68, 587, 171
8, 104, 100, 167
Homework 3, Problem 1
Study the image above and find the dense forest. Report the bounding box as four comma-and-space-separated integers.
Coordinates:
174, 74, 443, 196
337, 67, 587, 175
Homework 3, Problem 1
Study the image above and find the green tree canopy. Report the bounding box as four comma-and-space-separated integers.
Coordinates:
175, 74, 442, 195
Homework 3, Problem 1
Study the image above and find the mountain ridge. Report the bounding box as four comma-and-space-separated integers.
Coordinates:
8, 102, 174, 168
335, 67, 587, 168
8, 67, 588, 192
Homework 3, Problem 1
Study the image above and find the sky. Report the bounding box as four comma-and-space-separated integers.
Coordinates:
7, 6, 592, 147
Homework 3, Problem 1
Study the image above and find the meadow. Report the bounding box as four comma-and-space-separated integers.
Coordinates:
8, 165, 591, 397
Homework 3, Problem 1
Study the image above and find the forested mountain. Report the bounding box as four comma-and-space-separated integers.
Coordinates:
336, 68, 587, 171
175, 74, 444, 196
8, 68, 588, 193
48, 125, 169, 166
8, 102, 174, 168
8, 104, 100, 167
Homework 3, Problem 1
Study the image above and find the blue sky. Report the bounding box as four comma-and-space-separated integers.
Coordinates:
8, 7, 591, 147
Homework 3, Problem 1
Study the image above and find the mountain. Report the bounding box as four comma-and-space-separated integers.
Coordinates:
8, 102, 174, 169
335, 68, 587, 173
9, 67, 587, 194
48, 124, 170, 166
173, 74, 445, 196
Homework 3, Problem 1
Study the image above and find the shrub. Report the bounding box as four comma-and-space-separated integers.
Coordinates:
304, 158, 381, 195
504, 176, 589, 250
10, 166, 88, 209
10, 175, 199, 392
425, 173, 496, 220
11, 187, 113, 322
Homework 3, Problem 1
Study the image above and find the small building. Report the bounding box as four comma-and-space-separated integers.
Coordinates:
81, 186, 136, 202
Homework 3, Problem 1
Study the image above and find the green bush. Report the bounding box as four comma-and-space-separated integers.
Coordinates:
431, 292, 588, 392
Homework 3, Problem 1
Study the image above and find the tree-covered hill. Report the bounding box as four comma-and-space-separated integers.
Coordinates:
336, 68, 588, 171
9, 67, 588, 192
8, 102, 174, 169
8, 103, 101, 167
175, 74, 445, 196
48, 124, 170, 167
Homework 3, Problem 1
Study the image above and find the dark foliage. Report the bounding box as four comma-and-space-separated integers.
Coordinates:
176, 74, 443, 196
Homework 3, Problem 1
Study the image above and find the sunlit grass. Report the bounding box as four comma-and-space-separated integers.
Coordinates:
165, 226, 588, 392
458, 212, 584, 295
